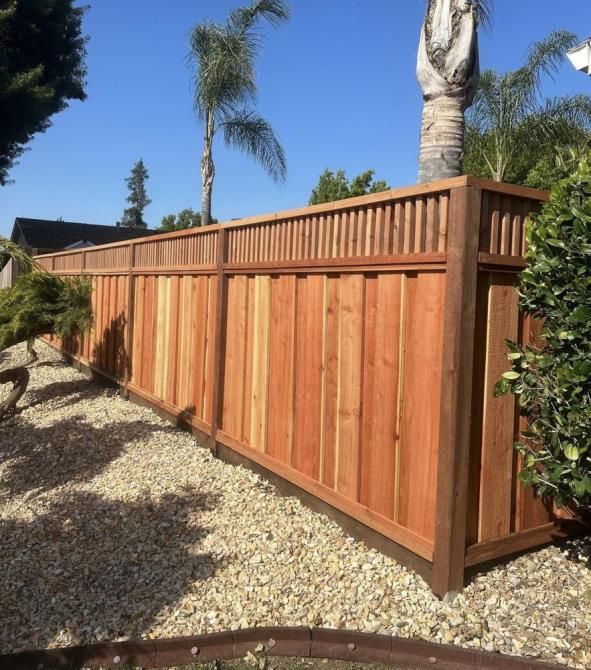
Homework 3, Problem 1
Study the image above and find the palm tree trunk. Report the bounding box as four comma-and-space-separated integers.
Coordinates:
201, 117, 215, 226
416, 0, 479, 183
418, 95, 465, 183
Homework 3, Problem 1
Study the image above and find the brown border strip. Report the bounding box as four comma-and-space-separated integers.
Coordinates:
0, 627, 566, 670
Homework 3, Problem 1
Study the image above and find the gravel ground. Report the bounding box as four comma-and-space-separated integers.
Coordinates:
1, 342, 591, 667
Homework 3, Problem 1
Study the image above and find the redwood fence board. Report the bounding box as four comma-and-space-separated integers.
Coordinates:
37, 175, 584, 596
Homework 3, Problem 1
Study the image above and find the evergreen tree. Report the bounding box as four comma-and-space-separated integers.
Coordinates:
0, 0, 88, 185
160, 209, 202, 231
0, 238, 92, 420
121, 159, 151, 228
309, 169, 390, 206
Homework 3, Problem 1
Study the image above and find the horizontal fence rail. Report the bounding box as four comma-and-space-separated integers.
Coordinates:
37, 176, 583, 596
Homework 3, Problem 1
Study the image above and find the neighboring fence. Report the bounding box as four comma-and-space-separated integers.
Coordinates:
36, 175, 582, 596
0, 257, 19, 289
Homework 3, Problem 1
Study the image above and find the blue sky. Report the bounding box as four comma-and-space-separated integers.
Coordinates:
1, 0, 591, 236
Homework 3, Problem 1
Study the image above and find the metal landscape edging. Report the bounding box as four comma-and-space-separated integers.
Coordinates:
0, 627, 566, 670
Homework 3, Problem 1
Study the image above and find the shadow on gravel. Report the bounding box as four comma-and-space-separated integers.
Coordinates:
0, 488, 221, 652
0, 413, 175, 498
563, 535, 591, 564
18, 378, 101, 412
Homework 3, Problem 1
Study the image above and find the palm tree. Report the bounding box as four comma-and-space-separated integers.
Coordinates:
466, 30, 591, 183
190, 0, 289, 226
416, 0, 490, 183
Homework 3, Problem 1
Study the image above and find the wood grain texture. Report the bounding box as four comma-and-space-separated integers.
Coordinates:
478, 273, 519, 542
359, 273, 402, 520
432, 186, 482, 597
292, 274, 325, 479
249, 275, 271, 452
42, 180, 563, 585
267, 275, 296, 463
335, 273, 364, 500
397, 272, 445, 539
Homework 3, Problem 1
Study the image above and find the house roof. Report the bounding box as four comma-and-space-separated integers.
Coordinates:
11, 218, 161, 251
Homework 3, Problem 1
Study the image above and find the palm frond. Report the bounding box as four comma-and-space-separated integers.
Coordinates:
522, 30, 578, 93
228, 0, 290, 35
190, 22, 257, 119
521, 95, 591, 145
473, 0, 493, 31
543, 94, 591, 128
221, 110, 287, 182
469, 69, 500, 131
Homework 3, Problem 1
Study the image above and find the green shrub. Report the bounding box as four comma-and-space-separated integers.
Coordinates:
495, 158, 591, 508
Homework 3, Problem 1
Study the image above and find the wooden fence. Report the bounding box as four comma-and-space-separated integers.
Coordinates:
0, 258, 19, 289
36, 175, 579, 596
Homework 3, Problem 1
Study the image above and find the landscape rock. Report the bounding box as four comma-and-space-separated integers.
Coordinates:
1, 342, 590, 667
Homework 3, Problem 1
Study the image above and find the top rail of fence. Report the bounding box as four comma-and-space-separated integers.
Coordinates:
34, 176, 547, 273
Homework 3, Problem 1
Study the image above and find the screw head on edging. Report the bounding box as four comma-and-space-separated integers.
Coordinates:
429, 657, 437, 664
113, 656, 121, 664
347, 643, 356, 651
191, 646, 199, 656
268, 638, 276, 648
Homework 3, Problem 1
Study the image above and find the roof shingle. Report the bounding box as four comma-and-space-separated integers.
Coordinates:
12, 218, 160, 251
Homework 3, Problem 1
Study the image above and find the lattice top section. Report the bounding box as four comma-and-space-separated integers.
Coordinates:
225, 192, 449, 265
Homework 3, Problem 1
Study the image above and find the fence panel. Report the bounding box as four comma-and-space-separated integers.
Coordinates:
129, 273, 217, 429
37, 176, 574, 595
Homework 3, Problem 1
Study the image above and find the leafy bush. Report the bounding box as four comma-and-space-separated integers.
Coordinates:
495, 158, 591, 508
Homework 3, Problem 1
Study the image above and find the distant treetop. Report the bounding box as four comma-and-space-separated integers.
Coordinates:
309, 169, 390, 206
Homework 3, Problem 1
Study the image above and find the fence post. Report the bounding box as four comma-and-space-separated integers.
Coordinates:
432, 184, 482, 598
209, 227, 228, 448
123, 242, 135, 398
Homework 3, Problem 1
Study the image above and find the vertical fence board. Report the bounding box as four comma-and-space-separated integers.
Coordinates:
322, 275, 340, 489
293, 275, 325, 479
478, 273, 519, 542
267, 275, 296, 464
249, 275, 271, 452
397, 272, 444, 539
359, 273, 402, 520
335, 273, 364, 500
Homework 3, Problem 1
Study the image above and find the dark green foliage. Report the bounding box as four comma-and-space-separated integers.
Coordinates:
0, 0, 88, 185
495, 158, 591, 507
309, 169, 390, 206
464, 123, 591, 190
0, 271, 92, 351
121, 159, 151, 228
159, 209, 218, 231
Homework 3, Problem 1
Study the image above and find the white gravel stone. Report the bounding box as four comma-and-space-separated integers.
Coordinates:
1, 342, 591, 667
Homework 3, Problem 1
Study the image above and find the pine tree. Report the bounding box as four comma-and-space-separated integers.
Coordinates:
121, 159, 151, 228
0, 238, 92, 420
0, 0, 88, 185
